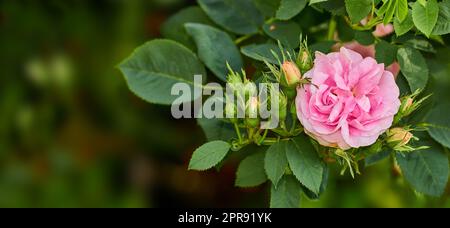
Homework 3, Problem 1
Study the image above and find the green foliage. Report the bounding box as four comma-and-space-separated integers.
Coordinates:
345, 0, 372, 24
426, 102, 450, 148
264, 141, 288, 186
397, 47, 429, 92
394, 10, 414, 36
396, 138, 449, 196
188, 140, 231, 171
270, 175, 302, 208
433, 0, 450, 35
161, 7, 214, 50
412, 0, 439, 37
185, 23, 243, 81
263, 21, 302, 48
286, 136, 324, 194
236, 151, 268, 187
375, 40, 397, 66
198, 0, 264, 35
119, 39, 206, 105
241, 43, 292, 65
276, 0, 308, 20
197, 117, 236, 141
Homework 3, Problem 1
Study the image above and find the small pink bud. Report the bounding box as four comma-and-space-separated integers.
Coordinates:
282, 61, 302, 86
387, 128, 413, 147
373, 23, 394, 37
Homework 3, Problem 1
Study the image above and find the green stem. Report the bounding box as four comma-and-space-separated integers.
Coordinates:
235, 34, 254, 45
234, 123, 243, 143
327, 16, 337, 41
258, 129, 269, 145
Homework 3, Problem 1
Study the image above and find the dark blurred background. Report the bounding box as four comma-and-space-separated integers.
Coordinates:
0, 0, 448, 208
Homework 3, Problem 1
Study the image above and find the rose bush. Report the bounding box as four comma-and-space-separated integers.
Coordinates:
119, 0, 450, 208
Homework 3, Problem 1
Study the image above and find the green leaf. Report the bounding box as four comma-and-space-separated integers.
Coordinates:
264, 141, 288, 187
253, 0, 281, 17
394, 11, 414, 36
432, 0, 450, 35
185, 23, 243, 81
397, 0, 409, 22
161, 6, 214, 50
188, 140, 231, 171
286, 136, 324, 194
276, 0, 308, 20
236, 151, 268, 187
383, 0, 397, 25
345, 0, 372, 24
316, 0, 346, 15
270, 175, 302, 208
397, 47, 429, 92
375, 40, 397, 66
198, 0, 264, 35
426, 102, 450, 148
396, 139, 449, 196
365, 150, 392, 166
412, 0, 439, 37
310, 0, 328, 5
119, 39, 206, 105
354, 30, 375, 46
263, 21, 302, 48
309, 41, 337, 53
405, 39, 436, 53
301, 164, 329, 200
197, 118, 235, 141
241, 43, 292, 65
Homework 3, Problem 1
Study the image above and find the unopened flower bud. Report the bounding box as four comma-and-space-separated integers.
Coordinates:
297, 50, 312, 72
244, 81, 258, 98
279, 94, 288, 121
401, 97, 414, 113
225, 102, 237, 123
282, 61, 302, 87
246, 97, 260, 127
387, 128, 413, 148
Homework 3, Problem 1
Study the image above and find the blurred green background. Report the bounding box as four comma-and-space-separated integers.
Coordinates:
0, 0, 448, 208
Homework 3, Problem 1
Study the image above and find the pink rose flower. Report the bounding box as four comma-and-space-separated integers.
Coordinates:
296, 47, 401, 149
335, 42, 400, 78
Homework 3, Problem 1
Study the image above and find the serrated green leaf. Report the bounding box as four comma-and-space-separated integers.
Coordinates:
161, 6, 214, 50
270, 175, 302, 208
412, 0, 439, 37
253, 0, 281, 17
354, 30, 375, 46
118, 39, 206, 105
241, 43, 292, 65
185, 23, 243, 81
198, 0, 264, 35
397, 47, 429, 92
396, 138, 449, 196
276, 0, 308, 20
394, 10, 414, 36
383, 0, 397, 24
345, 0, 372, 24
432, 0, 450, 35
189, 141, 231, 171
263, 21, 302, 48
426, 102, 450, 148
264, 141, 288, 187
236, 152, 268, 187
286, 136, 324, 194
197, 117, 235, 142
397, 0, 409, 22
375, 40, 397, 66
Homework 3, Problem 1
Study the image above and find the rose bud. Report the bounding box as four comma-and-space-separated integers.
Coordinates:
297, 50, 312, 72
225, 102, 238, 123
245, 97, 260, 127
282, 61, 302, 87
279, 93, 288, 122
387, 128, 413, 148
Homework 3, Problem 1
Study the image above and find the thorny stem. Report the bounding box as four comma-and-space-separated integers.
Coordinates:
234, 123, 243, 143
